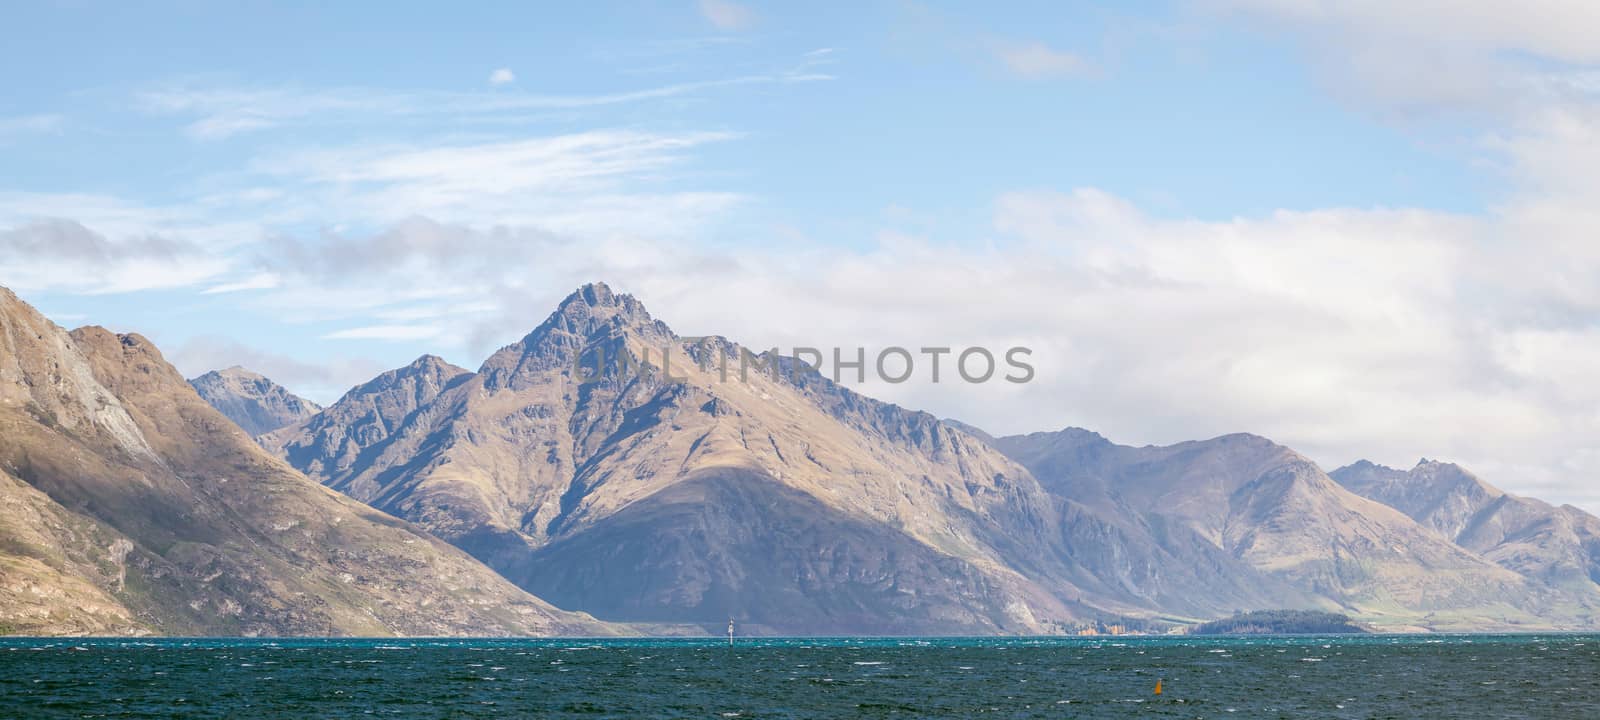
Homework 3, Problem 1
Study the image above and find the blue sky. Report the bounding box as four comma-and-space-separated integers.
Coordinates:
5, 1, 1600, 509
5, 2, 1489, 220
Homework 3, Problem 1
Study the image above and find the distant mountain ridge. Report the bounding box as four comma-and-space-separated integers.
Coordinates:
1333, 459, 1600, 612
992, 429, 1573, 630
189, 366, 321, 436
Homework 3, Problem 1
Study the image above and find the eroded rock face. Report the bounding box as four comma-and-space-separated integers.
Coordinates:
190, 366, 321, 437
0, 286, 609, 637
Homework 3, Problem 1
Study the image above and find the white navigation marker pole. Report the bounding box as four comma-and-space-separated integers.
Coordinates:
727, 617, 734, 647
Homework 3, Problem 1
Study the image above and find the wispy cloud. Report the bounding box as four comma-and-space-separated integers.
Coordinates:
488, 67, 517, 86
139, 70, 827, 139
698, 0, 756, 31
201, 272, 280, 294
322, 324, 444, 341
249, 129, 743, 233
991, 40, 1090, 79
0, 114, 64, 136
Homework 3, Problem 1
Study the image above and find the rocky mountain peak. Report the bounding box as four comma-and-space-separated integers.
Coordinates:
1041, 426, 1112, 447
407, 353, 453, 370
1341, 458, 1388, 473
215, 365, 264, 379
478, 284, 675, 390
545, 282, 659, 334
563, 281, 617, 308
189, 362, 322, 437
353, 354, 470, 394
261, 353, 474, 489
1410, 459, 1503, 495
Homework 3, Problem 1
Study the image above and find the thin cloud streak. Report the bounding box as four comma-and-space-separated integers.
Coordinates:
139, 72, 831, 139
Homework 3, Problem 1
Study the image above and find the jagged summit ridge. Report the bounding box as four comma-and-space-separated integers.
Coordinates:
478, 282, 674, 390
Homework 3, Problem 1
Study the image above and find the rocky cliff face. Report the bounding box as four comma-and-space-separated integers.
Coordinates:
1334, 460, 1600, 612
0, 286, 608, 637
261, 354, 472, 498
994, 429, 1579, 630
190, 366, 321, 436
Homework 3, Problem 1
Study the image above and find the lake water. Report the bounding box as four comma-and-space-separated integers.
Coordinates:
2, 635, 1595, 718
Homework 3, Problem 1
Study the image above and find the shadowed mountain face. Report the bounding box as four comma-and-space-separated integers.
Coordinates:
1334, 460, 1600, 604
514, 469, 1032, 634
993, 429, 1582, 630
0, 287, 607, 637
190, 366, 321, 436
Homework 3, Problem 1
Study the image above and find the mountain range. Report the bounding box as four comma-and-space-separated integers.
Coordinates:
4, 281, 1598, 636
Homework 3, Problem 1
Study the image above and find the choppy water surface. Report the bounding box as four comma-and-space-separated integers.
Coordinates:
2, 634, 1596, 718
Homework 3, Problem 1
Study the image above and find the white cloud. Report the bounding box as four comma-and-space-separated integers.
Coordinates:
699, 0, 756, 31
249, 130, 743, 234
992, 41, 1089, 78
200, 188, 1578, 514
0, 219, 229, 293
568, 189, 1597, 511
202, 272, 281, 294
489, 68, 516, 86
322, 324, 444, 341
1202, 0, 1600, 118
14, 179, 1600, 514
1209, 0, 1600, 66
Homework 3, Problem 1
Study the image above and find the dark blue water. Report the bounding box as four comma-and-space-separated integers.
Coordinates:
2, 635, 1595, 718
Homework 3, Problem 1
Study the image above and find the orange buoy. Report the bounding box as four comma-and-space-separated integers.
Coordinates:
1154, 678, 1163, 695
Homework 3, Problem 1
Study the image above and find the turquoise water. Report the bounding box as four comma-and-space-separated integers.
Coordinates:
2, 635, 1596, 718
